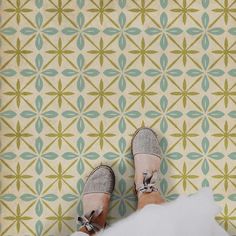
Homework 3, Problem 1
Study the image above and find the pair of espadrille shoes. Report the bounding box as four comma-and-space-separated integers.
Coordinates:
76, 127, 162, 235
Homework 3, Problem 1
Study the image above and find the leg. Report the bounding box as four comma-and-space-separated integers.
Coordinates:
131, 128, 165, 210
137, 191, 165, 209
72, 165, 115, 236
134, 153, 165, 209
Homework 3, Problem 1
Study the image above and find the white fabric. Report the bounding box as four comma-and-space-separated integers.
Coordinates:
71, 187, 229, 236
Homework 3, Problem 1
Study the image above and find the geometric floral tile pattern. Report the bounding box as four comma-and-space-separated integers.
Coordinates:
0, 0, 236, 235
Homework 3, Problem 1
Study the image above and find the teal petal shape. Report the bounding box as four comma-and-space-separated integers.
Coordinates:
187, 152, 202, 160
209, 111, 224, 118
167, 152, 183, 160
20, 152, 36, 160
104, 111, 119, 118
145, 110, 161, 118
201, 159, 209, 175
36, 12, 43, 28
77, 34, 84, 49
77, 137, 85, 153
104, 69, 119, 76
42, 111, 58, 118
0, 194, 16, 201
84, 28, 99, 35
42, 194, 58, 201
42, 28, 58, 35
119, 159, 126, 174
42, 152, 58, 160
160, 12, 168, 28
202, 178, 209, 187
119, 12, 126, 28
214, 194, 224, 201
20, 111, 36, 118
160, 178, 168, 194
119, 76, 126, 91
77, 54, 84, 69
202, 0, 209, 8
228, 152, 236, 160
126, 69, 141, 76
1, 27, 17, 35
36, 179, 43, 195
62, 194, 77, 201
62, 152, 78, 160
160, 0, 168, 8
36, 201, 43, 216
145, 69, 160, 76
1, 69, 16, 76
77, 159, 85, 175
209, 28, 224, 35
119, 137, 126, 153
77, 76, 85, 91
202, 137, 209, 153
36, 159, 43, 174
125, 28, 141, 35
119, 117, 126, 133
202, 13, 209, 28
160, 158, 168, 174
36, 220, 43, 236
35, 0, 43, 8
167, 28, 182, 35
84, 152, 99, 160
119, 54, 126, 70
202, 75, 209, 91
209, 152, 224, 160
160, 54, 168, 70
104, 152, 119, 160
42, 69, 58, 76
103, 28, 119, 35
228, 194, 236, 201
167, 111, 182, 118
119, 0, 126, 8
202, 117, 209, 133
62, 111, 77, 118
2, 152, 16, 160
119, 35, 126, 49
36, 137, 43, 153
77, 13, 84, 28
0, 110, 17, 118
125, 111, 141, 118
36, 117, 43, 133
187, 28, 202, 35
77, 0, 84, 8
167, 69, 182, 76
62, 28, 77, 35
145, 28, 161, 35
84, 111, 99, 118
20, 194, 36, 201
77, 179, 84, 194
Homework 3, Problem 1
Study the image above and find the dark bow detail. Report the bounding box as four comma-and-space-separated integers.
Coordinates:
138, 170, 159, 193
77, 207, 103, 233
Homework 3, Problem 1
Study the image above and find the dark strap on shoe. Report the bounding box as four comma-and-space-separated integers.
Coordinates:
137, 170, 159, 193
78, 207, 103, 233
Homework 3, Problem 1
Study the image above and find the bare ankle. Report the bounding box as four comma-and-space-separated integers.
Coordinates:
137, 191, 165, 209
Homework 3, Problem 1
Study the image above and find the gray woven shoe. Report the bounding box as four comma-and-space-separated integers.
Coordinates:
131, 127, 162, 195
83, 165, 115, 195
131, 127, 161, 158
77, 165, 115, 234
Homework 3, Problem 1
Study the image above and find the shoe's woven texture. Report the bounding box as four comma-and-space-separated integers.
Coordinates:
132, 127, 162, 158
83, 165, 115, 195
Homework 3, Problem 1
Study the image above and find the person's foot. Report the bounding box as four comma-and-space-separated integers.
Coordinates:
131, 127, 163, 203
77, 165, 115, 235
